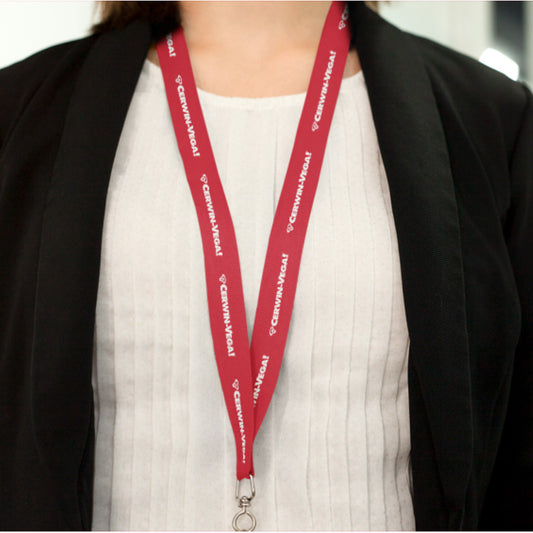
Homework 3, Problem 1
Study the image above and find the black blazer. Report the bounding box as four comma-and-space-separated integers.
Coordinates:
1, 3, 532, 530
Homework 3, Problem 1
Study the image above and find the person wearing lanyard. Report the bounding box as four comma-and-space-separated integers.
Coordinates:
0, 1, 532, 531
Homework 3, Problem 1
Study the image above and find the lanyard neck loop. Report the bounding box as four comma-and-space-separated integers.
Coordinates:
157, 2, 351, 529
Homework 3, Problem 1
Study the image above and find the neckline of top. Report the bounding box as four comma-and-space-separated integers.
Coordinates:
143, 58, 365, 108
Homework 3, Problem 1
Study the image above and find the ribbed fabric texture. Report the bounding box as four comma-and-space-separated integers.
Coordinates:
91, 59, 414, 531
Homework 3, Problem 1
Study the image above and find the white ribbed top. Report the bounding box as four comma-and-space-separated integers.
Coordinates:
91, 58, 414, 531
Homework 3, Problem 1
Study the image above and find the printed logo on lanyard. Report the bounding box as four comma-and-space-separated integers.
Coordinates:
157, 2, 351, 529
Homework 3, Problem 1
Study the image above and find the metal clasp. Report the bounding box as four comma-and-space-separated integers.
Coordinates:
235, 475, 255, 501
233, 476, 256, 531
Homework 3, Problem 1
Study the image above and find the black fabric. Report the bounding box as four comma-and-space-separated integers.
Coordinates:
0, 4, 532, 530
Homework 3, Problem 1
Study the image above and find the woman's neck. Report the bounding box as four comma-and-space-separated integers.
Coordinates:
148, 1, 361, 97
178, 1, 334, 58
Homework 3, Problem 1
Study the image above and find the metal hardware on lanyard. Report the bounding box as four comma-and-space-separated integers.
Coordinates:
232, 498, 256, 532
157, 1, 350, 529
235, 475, 256, 501
233, 476, 256, 531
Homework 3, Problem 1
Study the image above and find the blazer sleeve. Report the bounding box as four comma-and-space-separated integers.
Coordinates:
479, 83, 533, 530
0, 51, 55, 159
0, 39, 93, 161
0, 55, 50, 153
0, 61, 25, 155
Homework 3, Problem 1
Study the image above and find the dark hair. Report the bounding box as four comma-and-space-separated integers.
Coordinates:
92, 2, 377, 41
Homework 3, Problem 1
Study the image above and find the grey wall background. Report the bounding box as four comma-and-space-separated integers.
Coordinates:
528, 1, 533, 83
0, 1, 531, 85
381, 2, 492, 60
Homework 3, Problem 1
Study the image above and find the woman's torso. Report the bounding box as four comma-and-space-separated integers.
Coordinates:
91, 58, 414, 531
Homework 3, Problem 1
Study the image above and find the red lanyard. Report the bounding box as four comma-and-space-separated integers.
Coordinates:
157, 1, 350, 527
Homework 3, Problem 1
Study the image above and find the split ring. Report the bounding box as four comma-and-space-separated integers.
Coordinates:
232, 507, 256, 531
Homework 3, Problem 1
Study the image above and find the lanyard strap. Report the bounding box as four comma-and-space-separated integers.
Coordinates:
157, 0, 351, 483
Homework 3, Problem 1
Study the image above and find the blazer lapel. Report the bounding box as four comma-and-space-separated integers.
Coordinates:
350, 3, 473, 521
31, 21, 151, 481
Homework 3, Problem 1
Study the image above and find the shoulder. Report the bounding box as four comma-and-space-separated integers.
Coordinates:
409, 33, 531, 154
0, 34, 98, 149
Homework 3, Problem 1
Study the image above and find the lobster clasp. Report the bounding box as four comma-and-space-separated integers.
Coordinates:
233, 476, 256, 531
235, 475, 255, 501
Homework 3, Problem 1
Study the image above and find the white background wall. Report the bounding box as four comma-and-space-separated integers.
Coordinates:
0, 1, 95, 69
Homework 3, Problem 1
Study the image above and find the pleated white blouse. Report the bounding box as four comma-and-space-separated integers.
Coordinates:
91, 58, 415, 531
